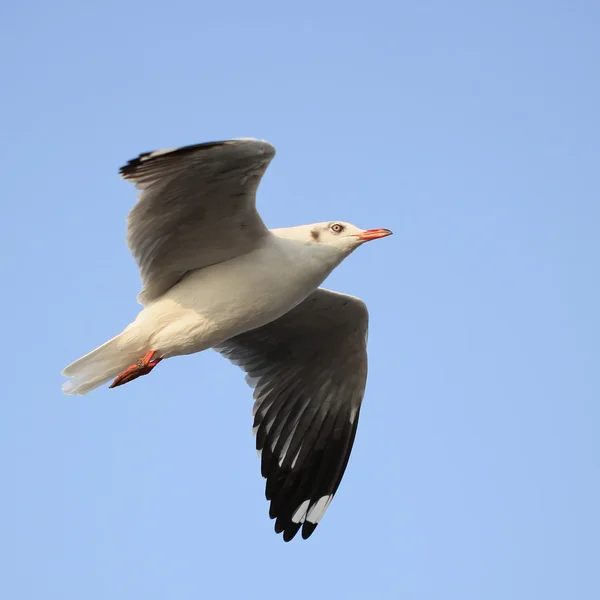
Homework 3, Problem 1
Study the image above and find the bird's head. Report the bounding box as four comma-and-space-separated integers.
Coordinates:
306, 221, 393, 253
271, 221, 392, 267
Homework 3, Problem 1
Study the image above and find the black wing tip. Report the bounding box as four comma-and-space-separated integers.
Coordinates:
279, 521, 302, 542
119, 138, 275, 179
257, 409, 360, 543
269, 488, 331, 542
302, 522, 318, 539
272, 517, 319, 542
118, 141, 226, 178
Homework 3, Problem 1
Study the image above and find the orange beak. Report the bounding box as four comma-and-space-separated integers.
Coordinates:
353, 228, 393, 242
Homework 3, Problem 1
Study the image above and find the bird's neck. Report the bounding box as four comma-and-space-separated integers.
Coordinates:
270, 233, 350, 285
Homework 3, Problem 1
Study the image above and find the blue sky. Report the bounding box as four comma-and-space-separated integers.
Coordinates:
2, 1, 599, 598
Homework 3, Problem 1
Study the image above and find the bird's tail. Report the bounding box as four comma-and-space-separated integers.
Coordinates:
62, 331, 144, 395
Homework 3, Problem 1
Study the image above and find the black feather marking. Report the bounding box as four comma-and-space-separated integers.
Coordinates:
264, 401, 325, 501
283, 523, 302, 542
271, 404, 361, 541
264, 410, 337, 540
301, 522, 318, 539
119, 141, 226, 178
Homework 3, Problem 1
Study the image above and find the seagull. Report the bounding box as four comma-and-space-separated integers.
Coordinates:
62, 138, 392, 541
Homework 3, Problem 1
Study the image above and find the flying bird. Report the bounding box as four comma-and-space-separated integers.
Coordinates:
62, 138, 392, 541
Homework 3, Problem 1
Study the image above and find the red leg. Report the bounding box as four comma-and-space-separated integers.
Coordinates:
109, 350, 163, 389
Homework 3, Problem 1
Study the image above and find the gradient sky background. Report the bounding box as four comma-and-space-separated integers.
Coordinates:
2, 1, 599, 598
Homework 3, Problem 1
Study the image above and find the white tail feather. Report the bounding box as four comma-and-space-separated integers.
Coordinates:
62, 333, 145, 395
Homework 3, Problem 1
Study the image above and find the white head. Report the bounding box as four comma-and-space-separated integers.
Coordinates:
274, 221, 392, 254
270, 221, 392, 283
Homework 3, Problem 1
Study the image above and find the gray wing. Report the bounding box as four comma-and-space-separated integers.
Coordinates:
215, 288, 369, 541
120, 138, 275, 304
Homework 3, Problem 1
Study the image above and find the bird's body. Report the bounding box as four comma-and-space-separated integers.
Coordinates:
62, 138, 392, 540
120, 230, 347, 359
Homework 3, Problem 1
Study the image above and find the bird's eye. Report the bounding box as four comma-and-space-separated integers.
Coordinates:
330, 223, 345, 234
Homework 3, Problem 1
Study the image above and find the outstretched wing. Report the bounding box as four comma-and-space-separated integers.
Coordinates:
120, 138, 275, 304
215, 288, 369, 541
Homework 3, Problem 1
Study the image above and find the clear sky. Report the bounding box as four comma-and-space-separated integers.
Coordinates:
2, 1, 599, 598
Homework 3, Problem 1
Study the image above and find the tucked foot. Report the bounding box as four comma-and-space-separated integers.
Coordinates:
109, 350, 163, 389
